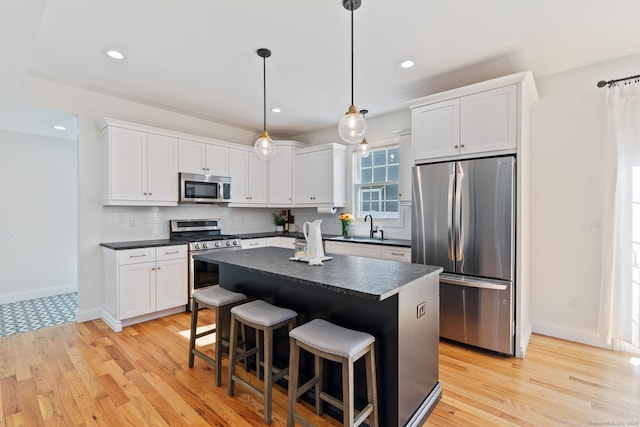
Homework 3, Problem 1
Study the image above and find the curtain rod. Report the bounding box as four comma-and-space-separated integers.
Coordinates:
597, 73, 640, 88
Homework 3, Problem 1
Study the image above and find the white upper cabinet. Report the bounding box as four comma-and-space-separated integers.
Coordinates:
100, 122, 178, 206
460, 85, 517, 155
292, 143, 346, 207
268, 141, 306, 207
228, 147, 267, 206
412, 98, 460, 161
178, 139, 229, 176
407, 72, 534, 163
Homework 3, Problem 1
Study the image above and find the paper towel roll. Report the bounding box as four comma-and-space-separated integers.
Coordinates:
316, 207, 337, 215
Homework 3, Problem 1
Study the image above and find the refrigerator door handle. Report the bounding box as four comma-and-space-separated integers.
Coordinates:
447, 164, 455, 261
454, 162, 463, 262
440, 274, 509, 291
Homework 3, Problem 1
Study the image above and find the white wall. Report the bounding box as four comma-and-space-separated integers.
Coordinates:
529, 53, 640, 348
0, 130, 77, 303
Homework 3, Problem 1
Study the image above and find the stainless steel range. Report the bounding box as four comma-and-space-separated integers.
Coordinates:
170, 219, 241, 310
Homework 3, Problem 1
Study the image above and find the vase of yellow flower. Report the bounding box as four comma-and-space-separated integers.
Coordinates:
338, 212, 354, 238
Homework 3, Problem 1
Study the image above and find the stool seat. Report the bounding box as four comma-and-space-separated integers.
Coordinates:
289, 318, 374, 358
193, 285, 246, 307
231, 299, 297, 327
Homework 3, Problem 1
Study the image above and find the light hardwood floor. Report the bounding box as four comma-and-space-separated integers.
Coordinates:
0, 310, 638, 426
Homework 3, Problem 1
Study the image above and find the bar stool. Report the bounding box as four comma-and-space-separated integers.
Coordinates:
227, 300, 297, 424
188, 285, 247, 386
287, 319, 379, 427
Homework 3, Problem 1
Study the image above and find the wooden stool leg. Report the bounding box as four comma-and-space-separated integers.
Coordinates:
287, 337, 300, 427
342, 358, 355, 427
365, 345, 379, 427
227, 314, 238, 396
214, 305, 223, 386
188, 299, 199, 368
314, 354, 322, 416
263, 326, 273, 424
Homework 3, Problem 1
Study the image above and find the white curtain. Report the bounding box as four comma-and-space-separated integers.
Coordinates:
599, 81, 640, 349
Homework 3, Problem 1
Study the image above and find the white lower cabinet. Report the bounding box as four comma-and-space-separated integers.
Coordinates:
324, 241, 412, 263
102, 245, 188, 332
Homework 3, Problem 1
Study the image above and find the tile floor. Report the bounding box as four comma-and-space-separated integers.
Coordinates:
0, 292, 77, 336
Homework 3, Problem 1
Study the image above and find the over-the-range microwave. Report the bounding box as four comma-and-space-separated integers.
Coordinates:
179, 173, 231, 203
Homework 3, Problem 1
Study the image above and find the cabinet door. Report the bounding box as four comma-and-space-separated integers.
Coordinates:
247, 153, 267, 204
324, 241, 381, 258
178, 139, 205, 174
413, 99, 460, 161
108, 127, 147, 201
155, 257, 188, 310
228, 149, 248, 203
147, 134, 178, 202
311, 149, 334, 204
279, 237, 296, 249
265, 237, 281, 247
293, 152, 316, 203
119, 262, 156, 319
460, 85, 517, 155
269, 145, 294, 205
204, 144, 229, 176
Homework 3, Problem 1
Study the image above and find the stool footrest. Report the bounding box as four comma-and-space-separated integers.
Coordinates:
296, 377, 320, 400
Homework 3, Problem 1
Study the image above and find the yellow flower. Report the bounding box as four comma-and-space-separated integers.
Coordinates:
338, 213, 354, 225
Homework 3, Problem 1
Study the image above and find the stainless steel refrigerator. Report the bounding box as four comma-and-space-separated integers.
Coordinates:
412, 156, 515, 355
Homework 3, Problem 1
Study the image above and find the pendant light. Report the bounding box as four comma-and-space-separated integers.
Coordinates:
338, 0, 367, 144
358, 109, 371, 158
254, 48, 276, 160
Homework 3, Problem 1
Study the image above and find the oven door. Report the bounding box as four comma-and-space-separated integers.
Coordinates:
188, 247, 239, 310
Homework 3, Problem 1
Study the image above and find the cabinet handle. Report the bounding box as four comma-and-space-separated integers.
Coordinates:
164, 250, 180, 254
460, 144, 465, 148
249, 243, 259, 246
453, 145, 458, 149
143, 192, 148, 195
391, 252, 405, 256
130, 254, 147, 258
148, 192, 152, 195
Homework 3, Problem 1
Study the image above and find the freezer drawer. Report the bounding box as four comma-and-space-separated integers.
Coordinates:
439, 277, 514, 355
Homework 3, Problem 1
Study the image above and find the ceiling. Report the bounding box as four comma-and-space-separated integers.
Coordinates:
4, 0, 640, 139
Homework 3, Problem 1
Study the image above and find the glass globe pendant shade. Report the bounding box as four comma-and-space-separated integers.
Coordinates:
358, 139, 370, 158
254, 130, 276, 160
338, 105, 367, 144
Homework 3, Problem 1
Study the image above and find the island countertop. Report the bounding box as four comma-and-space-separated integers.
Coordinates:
194, 246, 441, 301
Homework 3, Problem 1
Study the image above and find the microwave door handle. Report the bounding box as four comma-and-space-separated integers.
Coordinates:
447, 164, 455, 261
218, 182, 223, 200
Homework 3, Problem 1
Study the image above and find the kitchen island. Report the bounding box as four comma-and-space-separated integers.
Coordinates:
194, 246, 442, 427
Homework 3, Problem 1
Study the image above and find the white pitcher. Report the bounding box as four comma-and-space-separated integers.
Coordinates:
302, 219, 324, 260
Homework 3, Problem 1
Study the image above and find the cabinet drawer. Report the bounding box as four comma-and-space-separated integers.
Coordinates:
241, 238, 266, 249
118, 248, 155, 265
381, 247, 412, 262
324, 241, 381, 259
156, 245, 187, 261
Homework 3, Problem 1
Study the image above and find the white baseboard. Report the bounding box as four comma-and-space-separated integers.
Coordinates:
532, 320, 610, 350
0, 285, 77, 305
77, 307, 103, 323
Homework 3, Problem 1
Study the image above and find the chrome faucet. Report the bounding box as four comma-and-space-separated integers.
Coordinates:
364, 214, 379, 238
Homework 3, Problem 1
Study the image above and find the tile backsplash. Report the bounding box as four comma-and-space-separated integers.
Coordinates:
102, 205, 411, 242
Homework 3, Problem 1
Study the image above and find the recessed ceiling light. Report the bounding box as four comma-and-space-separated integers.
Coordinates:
53, 125, 67, 131
271, 107, 281, 113
400, 60, 415, 69
104, 49, 125, 60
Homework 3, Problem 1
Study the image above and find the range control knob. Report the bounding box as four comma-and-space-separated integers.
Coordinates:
226, 241, 231, 247
214, 241, 221, 248
194, 243, 200, 250
202, 242, 208, 249
232, 240, 239, 246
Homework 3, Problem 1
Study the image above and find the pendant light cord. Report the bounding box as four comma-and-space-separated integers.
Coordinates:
350, 6, 354, 106
263, 55, 267, 132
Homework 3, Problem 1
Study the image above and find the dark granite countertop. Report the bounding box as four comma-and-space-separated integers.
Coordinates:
239, 231, 411, 248
194, 246, 440, 300
100, 239, 186, 250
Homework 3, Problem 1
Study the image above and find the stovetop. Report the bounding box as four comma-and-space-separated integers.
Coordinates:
169, 218, 241, 251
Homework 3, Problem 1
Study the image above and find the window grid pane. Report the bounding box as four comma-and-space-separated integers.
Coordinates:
355, 146, 400, 219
